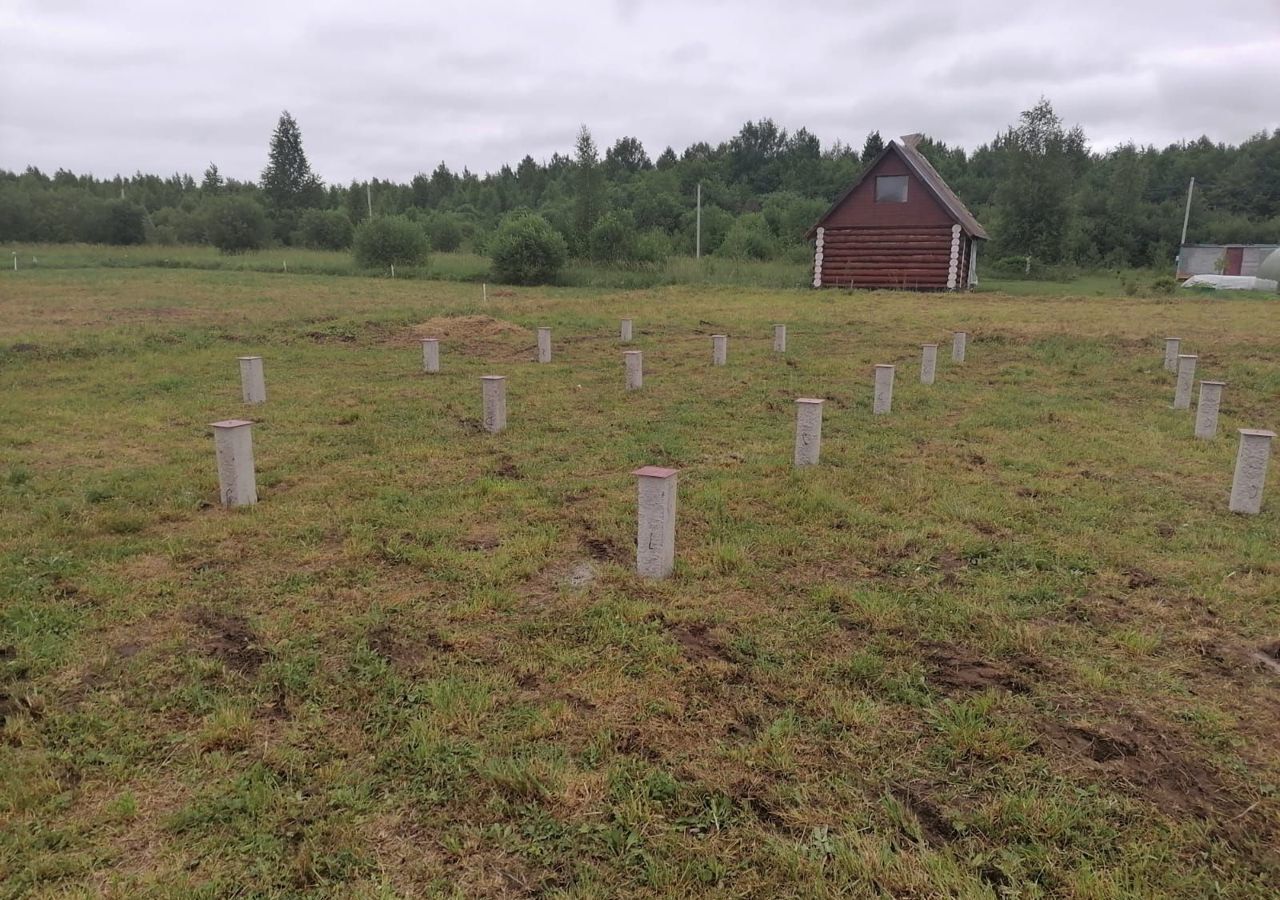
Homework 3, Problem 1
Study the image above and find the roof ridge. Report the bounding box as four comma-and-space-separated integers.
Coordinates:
894, 140, 988, 240
805, 139, 988, 240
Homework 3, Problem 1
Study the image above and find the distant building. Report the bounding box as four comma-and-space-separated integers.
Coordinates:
1177, 243, 1279, 279
805, 134, 988, 291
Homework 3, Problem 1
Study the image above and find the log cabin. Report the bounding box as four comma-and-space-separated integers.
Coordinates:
805, 134, 987, 290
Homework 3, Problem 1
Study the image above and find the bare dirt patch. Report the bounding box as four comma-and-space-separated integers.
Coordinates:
669, 622, 733, 664
462, 525, 502, 551
185, 607, 268, 674
933, 551, 967, 585
1123, 567, 1159, 589
890, 783, 962, 846
924, 643, 1035, 694
1250, 642, 1280, 676
403, 315, 532, 358
367, 624, 454, 669
1037, 712, 1261, 825
491, 454, 522, 480
561, 560, 597, 589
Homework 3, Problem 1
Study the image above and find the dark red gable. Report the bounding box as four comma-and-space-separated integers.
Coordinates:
805, 138, 987, 241
821, 151, 955, 230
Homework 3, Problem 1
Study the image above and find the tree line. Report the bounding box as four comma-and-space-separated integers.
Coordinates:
1, 101, 1276, 272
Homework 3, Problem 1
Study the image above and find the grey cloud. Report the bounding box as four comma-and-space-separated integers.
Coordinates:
2, 0, 1277, 183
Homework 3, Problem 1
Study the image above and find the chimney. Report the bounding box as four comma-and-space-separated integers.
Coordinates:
899, 133, 923, 148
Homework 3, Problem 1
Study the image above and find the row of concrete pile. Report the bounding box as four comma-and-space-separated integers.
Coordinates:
210, 325, 1274, 581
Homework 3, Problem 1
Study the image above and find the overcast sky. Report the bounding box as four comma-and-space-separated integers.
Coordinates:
3, 0, 1278, 184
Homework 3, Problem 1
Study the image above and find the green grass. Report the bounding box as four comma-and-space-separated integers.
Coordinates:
5, 243, 812, 290
22, 242, 1270, 297
0, 264, 1278, 896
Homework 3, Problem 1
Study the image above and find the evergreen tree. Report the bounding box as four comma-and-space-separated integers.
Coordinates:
260, 111, 323, 212
861, 131, 884, 163
427, 162, 458, 206
573, 125, 605, 245
201, 163, 223, 194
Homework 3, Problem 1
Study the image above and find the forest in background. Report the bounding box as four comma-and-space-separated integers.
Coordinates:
2, 100, 1277, 274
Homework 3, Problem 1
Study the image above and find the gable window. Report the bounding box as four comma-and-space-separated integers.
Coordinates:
875, 175, 908, 203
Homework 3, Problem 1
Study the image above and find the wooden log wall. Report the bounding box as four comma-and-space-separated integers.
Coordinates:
817, 225, 955, 289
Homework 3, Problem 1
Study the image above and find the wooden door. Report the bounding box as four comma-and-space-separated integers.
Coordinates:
1224, 246, 1244, 276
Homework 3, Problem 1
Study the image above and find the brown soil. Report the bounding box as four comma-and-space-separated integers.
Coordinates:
462, 525, 502, 551
923, 643, 1035, 694
892, 783, 962, 846
1037, 711, 1257, 824
403, 315, 532, 358
185, 606, 268, 674
933, 551, 968, 585
669, 622, 733, 664
1251, 642, 1280, 675
491, 454, 522, 480
367, 624, 454, 669
1124, 567, 1159, 589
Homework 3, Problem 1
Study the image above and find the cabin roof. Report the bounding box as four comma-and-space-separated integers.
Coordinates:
805, 135, 988, 240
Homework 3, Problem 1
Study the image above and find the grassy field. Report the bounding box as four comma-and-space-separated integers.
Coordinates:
13, 241, 1270, 300
1, 266, 1278, 897
3, 244, 813, 291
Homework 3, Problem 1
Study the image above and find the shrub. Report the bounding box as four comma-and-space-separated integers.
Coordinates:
679, 203, 731, 255
1150, 276, 1177, 295
587, 211, 639, 264
717, 213, 775, 261
296, 209, 354, 250
205, 196, 269, 253
489, 213, 568, 285
93, 199, 147, 245
352, 215, 429, 269
761, 191, 826, 244
633, 229, 672, 265
151, 206, 207, 244
424, 213, 465, 252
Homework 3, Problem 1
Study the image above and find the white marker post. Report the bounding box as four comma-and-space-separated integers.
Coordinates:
952, 331, 968, 363
481, 376, 507, 433
794, 398, 824, 466
421, 338, 440, 373
621, 318, 633, 342
712, 334, 727, 366
1163, 337, 1181, 372
1173, 354, 1197, 410
1228, 429, 1275, 515
873, 365, 895, 415
920, 344, 938, 385
238, 357, 266, 405
1194, 380, 1224, 439
624, 350, 643, 390
537, 327, 552, 363
773, 324, 787, 353
633, 466, 678, 578
211, 420, 257, 507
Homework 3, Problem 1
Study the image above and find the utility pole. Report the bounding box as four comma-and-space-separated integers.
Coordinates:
1176, 177, 1194, 276
695, 182, 702, 260
367, 182, 373, 219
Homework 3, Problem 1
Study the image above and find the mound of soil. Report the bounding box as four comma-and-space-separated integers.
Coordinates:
403, 315, 532, 358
